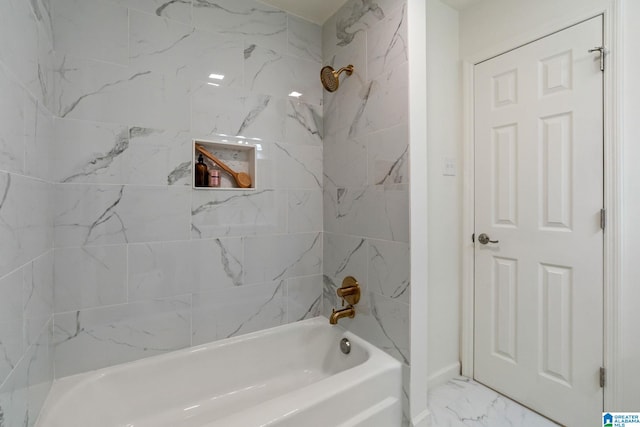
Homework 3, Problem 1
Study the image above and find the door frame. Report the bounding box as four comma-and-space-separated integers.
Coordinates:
460, 2, 624, 410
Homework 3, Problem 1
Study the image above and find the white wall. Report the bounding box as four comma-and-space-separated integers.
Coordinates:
621, 0, 640, 411
460, 0, 609, 60
426, 0, 462, 386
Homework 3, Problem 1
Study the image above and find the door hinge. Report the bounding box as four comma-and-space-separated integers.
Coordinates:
472, 233, 475, 243
600, 367, 606, 388
600, 208, 606, 230
589, 46, 605, 72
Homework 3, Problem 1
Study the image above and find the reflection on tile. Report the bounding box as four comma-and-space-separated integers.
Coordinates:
54, 245, 127, 312
192, 281, 285, 344
192, 0, 287, 53
244, 232, 321, 284
428, 377, 560, 427
130, 10, 243, 86
54, 184, 190, 247
54, 297, 191, 377
128, 238, 244, 300
286, 275, 322, 322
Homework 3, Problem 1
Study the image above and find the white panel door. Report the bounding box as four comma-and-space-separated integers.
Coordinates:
474, 16, 603, 427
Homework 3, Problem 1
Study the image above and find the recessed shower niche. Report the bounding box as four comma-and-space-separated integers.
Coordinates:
192, 139, 257, 190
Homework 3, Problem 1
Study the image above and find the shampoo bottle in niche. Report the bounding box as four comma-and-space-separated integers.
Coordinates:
195, 154, 209, 187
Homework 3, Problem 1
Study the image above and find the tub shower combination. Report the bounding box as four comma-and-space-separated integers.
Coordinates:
36, 318, 402, 427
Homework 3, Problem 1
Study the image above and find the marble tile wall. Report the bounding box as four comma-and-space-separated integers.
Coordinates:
51, 0, 324, 378
321, 0, 410, 423
0, 0, 56, 425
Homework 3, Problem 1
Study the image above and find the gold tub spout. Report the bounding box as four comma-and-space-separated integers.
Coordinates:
329, 306, 355, 325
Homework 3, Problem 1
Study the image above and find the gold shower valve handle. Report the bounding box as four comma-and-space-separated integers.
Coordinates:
337, 276, 361, 306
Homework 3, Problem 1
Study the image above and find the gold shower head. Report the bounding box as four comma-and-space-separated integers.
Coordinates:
320, 64, 354, 92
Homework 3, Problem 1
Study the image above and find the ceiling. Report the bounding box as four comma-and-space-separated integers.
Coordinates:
441, 0, 483, 10
257, 0, 349, 25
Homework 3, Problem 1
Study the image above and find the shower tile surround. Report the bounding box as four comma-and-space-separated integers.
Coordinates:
0, 0, 410, 425
0, 0, 56, 424
322, 0, 410, 423
50, 0, 324, 379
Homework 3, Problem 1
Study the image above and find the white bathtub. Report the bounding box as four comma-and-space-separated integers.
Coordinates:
36, 317, 402, 427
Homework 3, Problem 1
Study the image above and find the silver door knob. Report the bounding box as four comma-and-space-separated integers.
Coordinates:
478, 233, 499, 245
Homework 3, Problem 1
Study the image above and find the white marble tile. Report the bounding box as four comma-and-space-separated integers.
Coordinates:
0, 0, 39, 104
52, 0, 129, 65
54, 119, 191, 186
0, 173, 53, 278
0, 352, 28, 427
286, 275, 322, 322
274, 143, 322, 189
0, 64, 27, 174
324, 184, 409, 242
364, 123, 409, 188
192, 281, 285, 344
128, 237, 244, 301
244, 45, 319, 104
130, 10, 243, 86
35, 19, 55, 111
243, 44, 288, 97
191, 83, 286, 141
54, 54, 190, 130
285, 100, 323, 146
366, 2, 407, 80
109, 0, 192, 24
287, 189, 322, 233
0, 269, 25, 386
25, 99, 54, 181
53, 118, 129, 184
428, 377, 560, 427
54, 184, 191, 247
323, 232, 368, 281
244, 232, 322, 284
340, 291, 409, 364
191, 189, 287, 238
23, 251, 54, 347
368, 239, 409, 304
53, 245, 127, 312
0, 318, 53, 427
323, 136, 367, 188
192, 0, 287, 54
31, 0, 54, 48
54, 296, 191, 377
24, 319, 54, 427
288, 15, 322, 63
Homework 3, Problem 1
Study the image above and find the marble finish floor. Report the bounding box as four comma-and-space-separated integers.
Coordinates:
428, 377, 560, 427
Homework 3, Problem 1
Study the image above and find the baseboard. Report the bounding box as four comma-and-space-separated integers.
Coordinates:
427, 362, 461, 388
